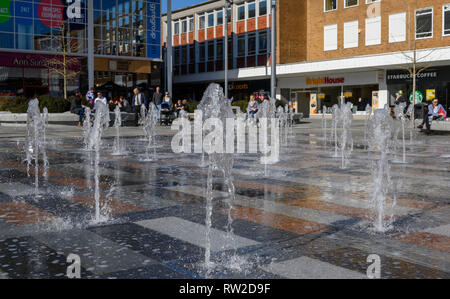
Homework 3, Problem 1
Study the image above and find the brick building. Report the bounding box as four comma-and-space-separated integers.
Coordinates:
163, 0, 450, 117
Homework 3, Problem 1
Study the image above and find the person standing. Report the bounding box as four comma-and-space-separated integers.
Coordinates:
132, 87, 148, 126
86, 87, 95, 106
152, 86, 163, 122
94, 92, 108, 111
71, 91, 85, 127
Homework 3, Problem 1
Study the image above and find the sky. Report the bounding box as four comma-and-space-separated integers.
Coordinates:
161, 0, 207, 13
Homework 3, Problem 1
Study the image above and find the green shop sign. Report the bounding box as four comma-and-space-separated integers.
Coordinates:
0, 0, 12, 23
410, 90, 423, 104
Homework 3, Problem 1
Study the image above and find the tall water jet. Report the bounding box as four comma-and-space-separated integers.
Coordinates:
394, 103, 407, 164
331, 104, 340, 158
368, 109, 396, 233
88, 102, 110, 222
113, 106, 122, 155
142, 103, 158, 161
322, 106, 328, 148
339, 102, 354, 169
364, 104, 372, 148
83, 107, 92, 150
42, 107, 49, 179
25, 99, 48, 197
197, 83, 236, 273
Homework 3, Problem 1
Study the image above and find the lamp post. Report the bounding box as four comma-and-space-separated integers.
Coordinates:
167, 0, 173, 97
224, 0, 232, 99
270, 0, 277, 99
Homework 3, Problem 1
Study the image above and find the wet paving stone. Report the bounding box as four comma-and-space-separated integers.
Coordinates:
0, 121, 448, 278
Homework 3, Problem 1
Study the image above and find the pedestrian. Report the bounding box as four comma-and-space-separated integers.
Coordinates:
152, 86, 163, 121
118, 96, 131, 113
132, 87, 148, 126
86, 87, 95, 106
94, 91, 108, 112
71, 91, 85, 127
246, 95, 259, 121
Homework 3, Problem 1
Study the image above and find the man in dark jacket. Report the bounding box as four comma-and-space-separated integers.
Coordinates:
132, 88, 148, 126
152, 86, 163, 122
71, 91, 85, 127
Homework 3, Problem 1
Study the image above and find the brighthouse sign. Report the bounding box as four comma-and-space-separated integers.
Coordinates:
306, 76, 345, 86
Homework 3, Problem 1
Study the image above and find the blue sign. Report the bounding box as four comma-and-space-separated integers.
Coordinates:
15, 1, 33, 25
146, 0, 161, 59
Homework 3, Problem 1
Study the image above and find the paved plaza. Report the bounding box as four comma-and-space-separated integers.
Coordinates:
0, 120, 448, 279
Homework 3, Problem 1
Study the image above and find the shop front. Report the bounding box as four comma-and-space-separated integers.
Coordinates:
279, 71, 384, 118
0, 52, 83, 98
173, 79, 270, 102
387, 66, 450, 112
93, 58, 156, 100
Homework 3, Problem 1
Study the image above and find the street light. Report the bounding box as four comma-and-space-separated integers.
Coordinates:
224, 0, 233, 99
271, 0, 277, 99
167, 0, 173, 98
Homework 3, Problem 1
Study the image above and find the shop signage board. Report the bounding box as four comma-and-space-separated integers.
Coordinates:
372, 91, 380, 111
310, 93, 318, 115
426, 89, 436, 101
410, 90, 423, 104
146, 0, 162, 60
387, 67, 450, 84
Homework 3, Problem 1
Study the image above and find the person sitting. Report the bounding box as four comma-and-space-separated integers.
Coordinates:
175, 99, 185, 117
71, 91, 85, 127
161, 92, 172, 110
246, 95, 259, 121
423, 98, 447, 134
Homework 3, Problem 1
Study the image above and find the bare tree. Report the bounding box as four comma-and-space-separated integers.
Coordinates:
42, 23, 81, 99
397, 1, 437, 128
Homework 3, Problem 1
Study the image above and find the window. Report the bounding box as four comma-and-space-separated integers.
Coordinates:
182, 20, 187, 33
389, 12, 406, 43
248, 33, 256, 55
217, 11, 223, 26
237, 35, 246, 57
366, 0, 380, 3
216, 39, 223, 60
174, 22, 179, 35
416, 8, 433, 39
324, 24, 338, 51
443, 5, 450, 36
182, 46, 187, 64
248, 1, 256, 19
259, 31, 268, 53
259, 0, 267, 16
199, 15, 205, 29
344, 21, 358, 48
345, 0, 358, 8
189, 18, 194, 32
325, 0, 337, 12
208, 41, 215, 61
174, 47, 180, 65
198, 42, 205, 62
238, 5, 246, 20
365, 16, 381, 45
208, 13, 215, 27
227, 8, 232, 23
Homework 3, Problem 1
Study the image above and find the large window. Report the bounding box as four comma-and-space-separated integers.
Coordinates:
216, 39, 223, 60
217, 11, 223, 26
207, 41, 215, 61
366, 17, 381, 45
198, 42, 205, 62
444, 4, 450, 36
325, 0, 337, 12
237, 35, 246, 57
259, 0, 267, 16
416, 8, 433, 39
389, 12, 406, 43
259, 31, 268, 54
189, 18, 194, 32
248, 33, 256, 55
199, 15, 205, 29
207, 13, 215, 27
174, 22, 179, 35
324, 24, 338, 51
345, 0, 358, 8
238, 5, 246, 21
182, 20, 187, 34
344, 21, 358, 48
248, 1, 256, 19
